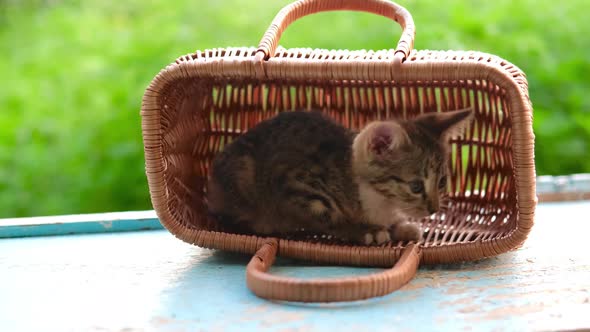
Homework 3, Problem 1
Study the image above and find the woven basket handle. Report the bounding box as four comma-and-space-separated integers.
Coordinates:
255, 0, 415, 64
246, 240, 421, 302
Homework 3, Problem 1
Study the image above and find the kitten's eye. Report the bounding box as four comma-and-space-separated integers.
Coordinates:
438, 176, 447, 189
408, 180, 424, 194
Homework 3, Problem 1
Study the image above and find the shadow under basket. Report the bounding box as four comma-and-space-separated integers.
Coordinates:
140, 0, 537, 302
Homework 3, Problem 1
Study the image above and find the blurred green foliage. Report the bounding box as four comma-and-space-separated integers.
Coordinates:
0, 0, 588, 218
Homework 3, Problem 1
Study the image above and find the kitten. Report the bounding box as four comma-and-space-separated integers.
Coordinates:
206, 108, 473, 245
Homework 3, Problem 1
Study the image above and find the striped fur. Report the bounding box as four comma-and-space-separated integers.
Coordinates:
207, 109, 472, 245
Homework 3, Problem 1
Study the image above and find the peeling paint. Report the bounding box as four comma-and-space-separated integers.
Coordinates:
99, 220, 113, 229
1, 201, 590, 331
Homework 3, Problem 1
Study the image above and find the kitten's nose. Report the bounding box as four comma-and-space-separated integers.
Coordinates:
427, 201, 439, 214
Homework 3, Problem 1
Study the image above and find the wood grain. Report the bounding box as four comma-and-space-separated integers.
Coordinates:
0, 201, 588, 332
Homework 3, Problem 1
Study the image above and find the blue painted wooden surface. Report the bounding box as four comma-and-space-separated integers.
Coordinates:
0, 210, 163, 238
1, 201, 589, 332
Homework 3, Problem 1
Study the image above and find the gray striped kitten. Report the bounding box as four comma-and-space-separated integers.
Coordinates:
207, 109, 472, 245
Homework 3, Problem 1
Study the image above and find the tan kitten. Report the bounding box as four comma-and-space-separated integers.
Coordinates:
207, 109, 473, 245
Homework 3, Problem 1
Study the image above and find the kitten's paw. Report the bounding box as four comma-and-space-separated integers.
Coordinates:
363, 229, 391, 245
363, 233, 374, 245
391, 222, 423, 243
374, 230, 391, 244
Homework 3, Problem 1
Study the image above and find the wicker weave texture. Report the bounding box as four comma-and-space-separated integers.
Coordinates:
140, 0, 536, 272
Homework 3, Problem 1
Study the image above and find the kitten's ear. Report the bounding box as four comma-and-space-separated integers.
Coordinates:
369, 122, 408, 156
414, 108, 474, 140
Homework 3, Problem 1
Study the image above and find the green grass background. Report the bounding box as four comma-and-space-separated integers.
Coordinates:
1, 0, 588, 218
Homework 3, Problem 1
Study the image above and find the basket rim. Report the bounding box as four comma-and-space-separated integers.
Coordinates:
140, 47, 536, 266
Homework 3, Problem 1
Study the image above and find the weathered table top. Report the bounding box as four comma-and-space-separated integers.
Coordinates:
1, 201, 589, 332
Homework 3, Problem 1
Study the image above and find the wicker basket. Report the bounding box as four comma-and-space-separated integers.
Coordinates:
140, 0, 536, 302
